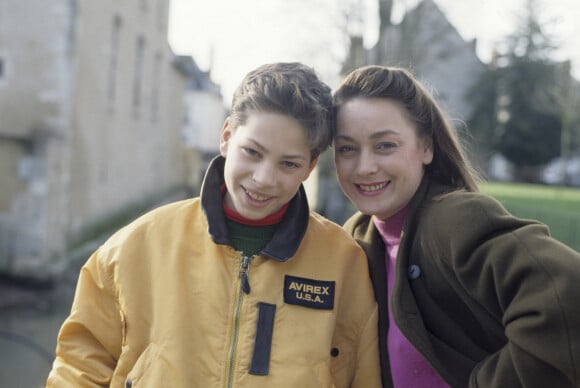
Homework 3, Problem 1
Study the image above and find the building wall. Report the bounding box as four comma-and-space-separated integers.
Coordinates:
67, 0, 184, 237
184, 91, 226, 153
0, 0, 190, 278
0, 0, 74, 275
182, 90, 227, 193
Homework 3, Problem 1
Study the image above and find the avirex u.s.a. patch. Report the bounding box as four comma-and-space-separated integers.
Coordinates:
284, 275, 335, 310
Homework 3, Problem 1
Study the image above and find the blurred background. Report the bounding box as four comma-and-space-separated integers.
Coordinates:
1, 0, 579, 385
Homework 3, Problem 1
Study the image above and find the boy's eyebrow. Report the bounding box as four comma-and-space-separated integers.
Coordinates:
248, 139, 309, 161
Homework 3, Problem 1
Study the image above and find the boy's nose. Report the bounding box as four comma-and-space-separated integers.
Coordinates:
252, 163, 276, 186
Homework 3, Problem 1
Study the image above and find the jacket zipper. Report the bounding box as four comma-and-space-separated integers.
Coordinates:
225, 254, 252, 388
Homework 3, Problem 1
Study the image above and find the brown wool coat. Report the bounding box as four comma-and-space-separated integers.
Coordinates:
344, 177, 580, 388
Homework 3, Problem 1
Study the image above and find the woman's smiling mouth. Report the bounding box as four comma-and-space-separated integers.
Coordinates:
356, 181, 388, 193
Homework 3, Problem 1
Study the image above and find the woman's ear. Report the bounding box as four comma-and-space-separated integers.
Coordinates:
219, 117, 232, 158
422, 137, 434, 165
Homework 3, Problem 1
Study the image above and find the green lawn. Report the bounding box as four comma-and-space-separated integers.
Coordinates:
480, 182, 580, 251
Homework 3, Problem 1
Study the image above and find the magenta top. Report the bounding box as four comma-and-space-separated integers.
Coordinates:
373, 208, 449, 388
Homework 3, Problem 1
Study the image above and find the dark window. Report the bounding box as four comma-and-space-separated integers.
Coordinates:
107, 15, 122, 106
132, 35, 146, 116
156, 0, 166, 31
150, 52, 162, 122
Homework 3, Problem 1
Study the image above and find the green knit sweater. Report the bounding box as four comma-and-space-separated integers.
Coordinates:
226, 219, 277, 257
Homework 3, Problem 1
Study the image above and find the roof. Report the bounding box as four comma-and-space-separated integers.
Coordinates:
173, 55, 222, 96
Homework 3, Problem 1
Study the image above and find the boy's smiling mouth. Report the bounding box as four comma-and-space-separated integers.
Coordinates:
244, 187, 272, 202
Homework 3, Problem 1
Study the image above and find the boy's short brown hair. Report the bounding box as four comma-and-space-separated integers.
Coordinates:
229, 62, 334, 160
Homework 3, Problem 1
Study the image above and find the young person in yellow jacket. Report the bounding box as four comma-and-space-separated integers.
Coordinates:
332, 65, 580, 388
46, 63, 381, 388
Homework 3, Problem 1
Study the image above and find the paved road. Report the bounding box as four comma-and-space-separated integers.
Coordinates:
0, 271, 77, 387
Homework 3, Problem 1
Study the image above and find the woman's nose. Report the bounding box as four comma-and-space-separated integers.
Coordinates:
356, 151, 378, 176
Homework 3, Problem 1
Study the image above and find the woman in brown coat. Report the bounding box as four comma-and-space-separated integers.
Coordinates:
332, 65, 580, 388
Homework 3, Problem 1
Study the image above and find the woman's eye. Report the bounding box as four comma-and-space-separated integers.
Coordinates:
337, 145, 356, 154
377, 142, 396, 151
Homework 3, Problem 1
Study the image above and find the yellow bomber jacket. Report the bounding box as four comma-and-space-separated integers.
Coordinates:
46, 156, 381, 388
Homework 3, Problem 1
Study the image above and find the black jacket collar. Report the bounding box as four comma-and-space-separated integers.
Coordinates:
200, 155, 310, 262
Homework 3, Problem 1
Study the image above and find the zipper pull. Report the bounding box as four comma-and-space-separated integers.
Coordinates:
241, 272, 251, 294
240, 255, 252, 294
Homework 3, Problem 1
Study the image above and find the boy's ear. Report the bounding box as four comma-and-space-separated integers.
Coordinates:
303, 157, 319, 181
219, 117, 232, 158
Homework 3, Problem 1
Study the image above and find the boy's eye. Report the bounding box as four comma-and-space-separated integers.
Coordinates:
243, 147, 259, 157
282, 161, 300, 169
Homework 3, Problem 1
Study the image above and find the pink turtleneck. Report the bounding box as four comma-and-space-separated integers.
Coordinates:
373, 207, 449, 388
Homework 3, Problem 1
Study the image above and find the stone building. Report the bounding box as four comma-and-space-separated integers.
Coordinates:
174, 56, 228, 195
344, 0, 487, 122
0, 0, 192, 278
